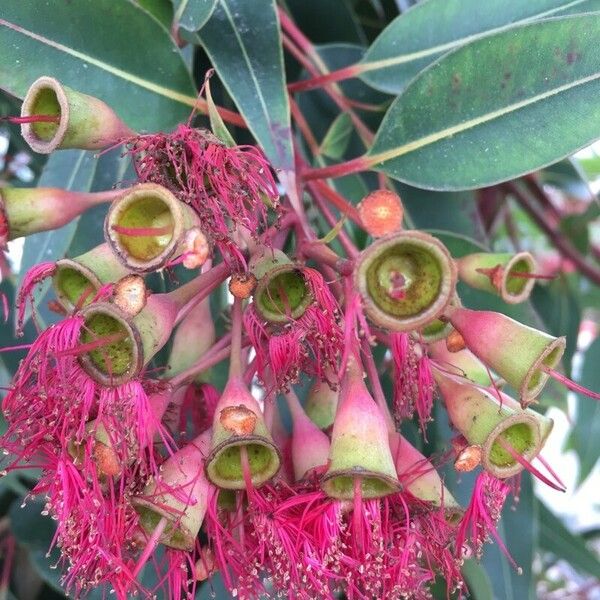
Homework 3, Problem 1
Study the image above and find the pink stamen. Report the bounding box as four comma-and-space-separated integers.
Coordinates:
544, 366, 600, 400
240, 445, 253, 493
132, 516, 168, 577
509, 271, 556, 280
54, 331, 126, 357
1, 114, 60, 124
111, 224, 173, 237
74, 284, 96, 311
537, 454, 567, 491
495, 437, 566, 492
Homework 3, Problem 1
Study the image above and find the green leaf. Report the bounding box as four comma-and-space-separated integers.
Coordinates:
394, 183, 487, 242
568, 337, 600, 484
531, 279, 581, 376
319, 113, 353, 159
173, 0, 217, 32
360, 0, 600, 94
135, 0, 174, 29
0, 0, 196, 132
368, 14, 600, 191
538, 500, 600, 578
481, 474, 537, 600
206, 75, 236, 147
195, 0, 293, 169
462, 559, 493, 600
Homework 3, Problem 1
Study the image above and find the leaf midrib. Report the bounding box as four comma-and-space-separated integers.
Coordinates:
360, 0, 589, 75
369, 70, 600, 165
0, 17, 197, 108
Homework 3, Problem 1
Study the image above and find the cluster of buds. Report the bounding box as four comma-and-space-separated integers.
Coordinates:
1, 76, 598, 600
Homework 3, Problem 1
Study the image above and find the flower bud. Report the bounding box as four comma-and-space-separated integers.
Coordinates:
354, 231, 457, 332
105, 183, 204, 272
205, 376, 280, 489
52, 243, 131, 312
322, 360, 400, 499
389, 431, 461, 519
429, 340, 495, 387
0, 186, 119, 240
134, 430, 211, 550
448, 307, 565, 403
358, 189, 404, 237
305, 378, 339, 430
456, 252, 537, 304
435, 370, 553, 479
20, 76, 134, 154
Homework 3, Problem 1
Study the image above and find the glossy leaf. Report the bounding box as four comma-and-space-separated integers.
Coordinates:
569, 338, 600, 484
173, 0, 217, 32
539, 500, 600, 578
369, 15, 600, 191
135, 0, 174, 28
0, 0, 196, 132
481, 474, 537, 600
195, 0, 293, 169
462, 559, 493, 600
206, 75, 236, 146
319, 113, 353, 159
360, 0, 600, 94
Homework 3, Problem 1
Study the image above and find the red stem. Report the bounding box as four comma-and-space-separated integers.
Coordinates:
505, 182, 600, 286
309, 179, 362, 223
303, 156, 371, 182
288, 64, 361, 93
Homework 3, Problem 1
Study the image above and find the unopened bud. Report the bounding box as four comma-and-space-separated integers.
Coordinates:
113, 274, 147, 316
229, 272, 257, 299
183, 227, 210, 269
358, 190, 404, 237
220, 405, 257, 436
454, 445, 482, 472
446, 330, 466, 353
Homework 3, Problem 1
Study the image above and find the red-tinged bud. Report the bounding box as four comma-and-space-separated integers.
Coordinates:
435, 370, 553, 479
429, 340, 497, 387
358, 189, 404, 237
205, 376, 280, 489
105, 183, 205, 272
78, 268, 221, 385
286, 390, 330, 480
354, 231, 457, 332
305, 378, 339, 430
0, 186, 120, 240
456, 252, 537, 304
322, 360, 400, 499
389, 432, 462, 519
228, 272, 257, 299
448, 307, 565, 404
52, 243, 132, 312
134, 430, 212, 550
167, 295, 215, 379
20, 76, 134, 154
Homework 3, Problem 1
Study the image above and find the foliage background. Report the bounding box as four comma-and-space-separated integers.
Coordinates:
1, 0, 600, 598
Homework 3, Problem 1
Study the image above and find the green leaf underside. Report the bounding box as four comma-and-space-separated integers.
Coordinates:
0, 0, 196, 132
569, 337, 600, 484
196, 0, 293, 169
539, 500, 600, 578
173, 0, 217, 32
369, 14, 600, 191
360, 0, 600, 94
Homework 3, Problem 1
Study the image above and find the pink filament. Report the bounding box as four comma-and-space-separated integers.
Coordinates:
111, 224, 173, 237
2, 114, 60, 124
544, 366, 600, 400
